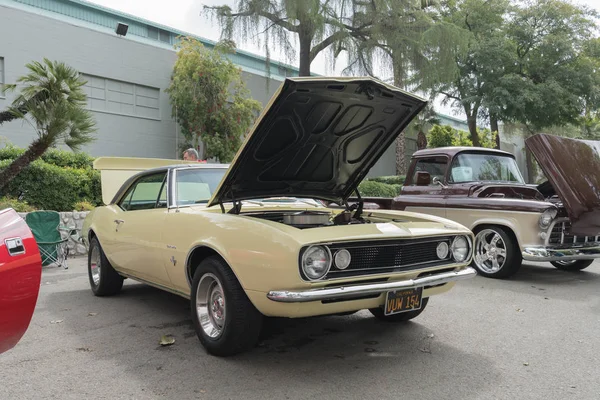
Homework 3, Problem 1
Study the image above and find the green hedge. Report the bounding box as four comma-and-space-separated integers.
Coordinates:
0, 146, 95, 169
0, 158, 101, 211
366, 175, 406, 185
358, 181, 401, 197
0, 196, 36, 212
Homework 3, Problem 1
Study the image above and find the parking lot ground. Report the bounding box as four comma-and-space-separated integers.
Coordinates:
1, 257, 600, 400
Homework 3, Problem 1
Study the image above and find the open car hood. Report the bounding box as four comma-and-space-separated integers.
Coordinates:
525, 134, 600, 235
208, 77, 427, 207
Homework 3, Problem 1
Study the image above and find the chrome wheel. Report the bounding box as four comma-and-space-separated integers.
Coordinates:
474, 229, 507, 274
196, 273, 226, 339
90, 245, 101, 285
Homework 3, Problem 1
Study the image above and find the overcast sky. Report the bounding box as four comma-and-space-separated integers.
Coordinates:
88, 0, 600, 118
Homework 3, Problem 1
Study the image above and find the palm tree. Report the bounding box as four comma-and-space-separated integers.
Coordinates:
0, 59, 95, 192
409, 103, 440, 150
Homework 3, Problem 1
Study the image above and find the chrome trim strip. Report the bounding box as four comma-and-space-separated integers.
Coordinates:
267, 267, 477, 303
522, 246, 600, 262
118, 271, 190, 299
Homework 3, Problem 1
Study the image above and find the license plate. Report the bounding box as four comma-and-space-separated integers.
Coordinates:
384, 287, 423, 316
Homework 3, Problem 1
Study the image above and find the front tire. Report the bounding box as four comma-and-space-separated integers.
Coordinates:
369, 298, 429, 322
472, 226, 522, 279
88, 237, 123, 296
551, 260, 594, 271
190, 256, 263, 357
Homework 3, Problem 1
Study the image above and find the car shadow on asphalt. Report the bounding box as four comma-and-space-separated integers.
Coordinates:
43, 280, 499, 399
505, 262, 600, 287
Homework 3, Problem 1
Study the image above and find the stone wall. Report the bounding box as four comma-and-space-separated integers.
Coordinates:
19, 211, 90, 256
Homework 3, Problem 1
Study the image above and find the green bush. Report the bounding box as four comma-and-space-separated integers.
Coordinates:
358, 181, 400, 197
367, 175, 406, 185
0, 159, 101, 211
0, 196, 36, 212
0, 146, 94, 169
74, 200, 96, 211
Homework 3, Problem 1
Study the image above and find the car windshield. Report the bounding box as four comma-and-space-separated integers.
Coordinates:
449, 153, 524, 184
175, 169, 323, 206
175, 168, 228, 206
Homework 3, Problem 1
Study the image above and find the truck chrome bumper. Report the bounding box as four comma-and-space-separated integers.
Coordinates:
522, 246, 600, 262
266, 267, 477, 303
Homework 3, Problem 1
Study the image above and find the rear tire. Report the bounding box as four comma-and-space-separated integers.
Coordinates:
551, 260, 594, 271
88, 237, 123, 296
369, 298, 429, 322
472, 226, 522, 279
190, 256, 263, 356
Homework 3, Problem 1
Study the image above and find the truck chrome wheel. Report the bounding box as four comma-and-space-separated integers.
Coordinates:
474, 229, 507, 274
196, 273, 226, 339
90, 245, 101, 286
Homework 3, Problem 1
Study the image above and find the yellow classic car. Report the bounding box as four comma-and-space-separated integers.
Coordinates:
82, 77, 477, 356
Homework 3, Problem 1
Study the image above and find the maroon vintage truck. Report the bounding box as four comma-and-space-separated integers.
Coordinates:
357, 133, 600, 279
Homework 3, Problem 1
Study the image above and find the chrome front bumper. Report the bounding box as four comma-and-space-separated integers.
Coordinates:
522, 246, 600, 262
266, 267, 477, 303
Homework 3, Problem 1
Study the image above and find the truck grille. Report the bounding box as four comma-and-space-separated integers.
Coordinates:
320, 237, 455, 279
549, 221, 600, 245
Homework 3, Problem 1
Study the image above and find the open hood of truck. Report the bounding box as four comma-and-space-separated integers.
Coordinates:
525, 134, 600, 235
208, 77, 427, 207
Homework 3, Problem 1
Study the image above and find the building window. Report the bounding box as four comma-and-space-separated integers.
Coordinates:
148, 26, 159, 40
159, 30, 171, 43
81, 73, 160, 120
147, 25, 171, 44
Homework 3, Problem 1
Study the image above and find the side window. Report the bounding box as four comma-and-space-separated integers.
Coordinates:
118, 172, 167, 211
411, 157, 448, 185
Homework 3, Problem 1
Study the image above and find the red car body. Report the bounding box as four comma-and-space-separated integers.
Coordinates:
0, 208, 42, 354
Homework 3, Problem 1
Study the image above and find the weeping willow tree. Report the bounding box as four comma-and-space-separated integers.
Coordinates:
344, 0, 467, 174
203, 0, 371, 77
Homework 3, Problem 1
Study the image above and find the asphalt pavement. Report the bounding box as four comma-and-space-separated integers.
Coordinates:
1, 257, 599, 400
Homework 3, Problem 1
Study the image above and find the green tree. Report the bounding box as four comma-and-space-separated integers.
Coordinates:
427, 124, 496, 149
203, 0, 368, 77
427, 124, 455, 147
0, 59, 95, 193
423, 0, 511, 147
488, 0, 598, 177
166, 37, 262, 162
346, 0, 465, 174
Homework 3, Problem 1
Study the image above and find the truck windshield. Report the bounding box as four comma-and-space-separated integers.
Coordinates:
449, 153, 524, 184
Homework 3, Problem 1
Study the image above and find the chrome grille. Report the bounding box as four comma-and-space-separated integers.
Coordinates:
322, 237, 454, 279
549, 221, 600, 245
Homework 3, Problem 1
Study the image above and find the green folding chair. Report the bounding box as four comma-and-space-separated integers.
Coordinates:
25, 211, 78, 269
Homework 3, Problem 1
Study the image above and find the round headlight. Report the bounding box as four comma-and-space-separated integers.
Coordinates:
451, 236, 470, 263
334, 249, 351, 270
302, 246, 331, 280
539, 208, 557, 229
436, 242, 449, 259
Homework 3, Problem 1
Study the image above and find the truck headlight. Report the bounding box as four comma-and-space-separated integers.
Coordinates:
301, 245, 331, 280
451, 236, 470, 263
539, 208, 557, 229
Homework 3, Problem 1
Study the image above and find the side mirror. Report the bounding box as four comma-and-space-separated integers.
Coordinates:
432, 176, 448, 189
415, 171, 431, 186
